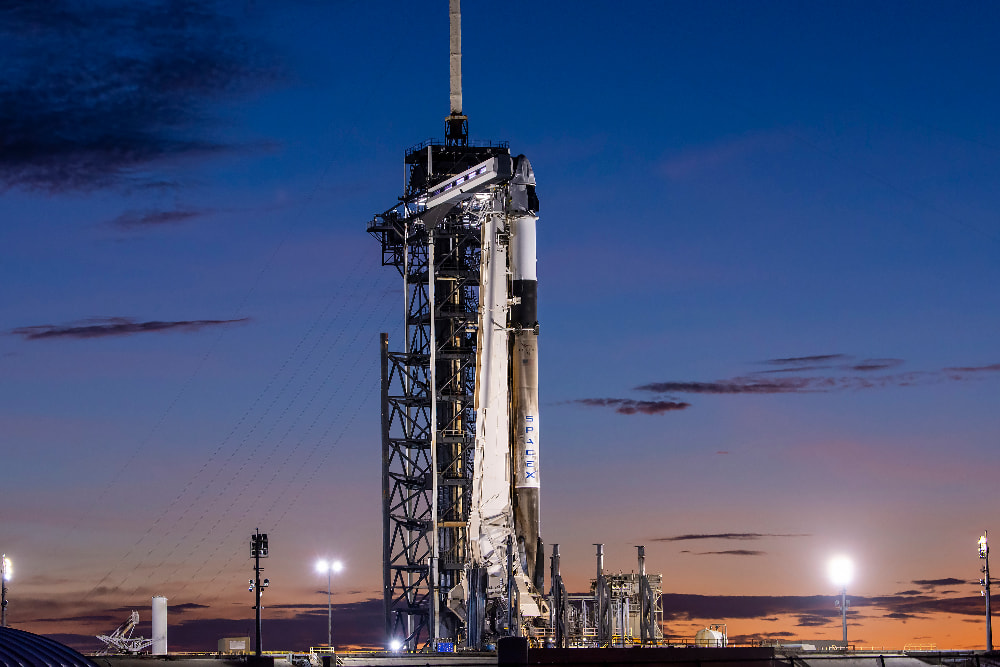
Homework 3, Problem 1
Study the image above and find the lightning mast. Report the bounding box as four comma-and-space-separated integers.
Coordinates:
446, 0, 466, 146
370, 0, 543, 650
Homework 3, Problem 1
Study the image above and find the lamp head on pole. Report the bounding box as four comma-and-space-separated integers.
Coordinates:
315, 559, 343, 575
828, 555, 854, 589
980, 533, 989, 559
1, 555, 10, 581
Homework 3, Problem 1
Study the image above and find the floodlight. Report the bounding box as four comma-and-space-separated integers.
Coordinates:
828, 555, 854, 588
2, 556, 10, 581
316, 557, 343, 648
390, 639, 403, 651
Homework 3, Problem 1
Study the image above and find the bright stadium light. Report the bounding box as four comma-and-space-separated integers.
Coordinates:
828, 555, 854, 588
315, 558, 343, 650
828, 555, 853, 646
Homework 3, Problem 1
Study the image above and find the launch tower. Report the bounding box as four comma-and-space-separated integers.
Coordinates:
368, 0, 543, 650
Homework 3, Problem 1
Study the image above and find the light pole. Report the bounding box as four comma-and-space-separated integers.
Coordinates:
315, 559, 342, 650
250, 530, 269, 657
979, 531, 992, 651
1, 554, 11, 628
828, 555, 853, 647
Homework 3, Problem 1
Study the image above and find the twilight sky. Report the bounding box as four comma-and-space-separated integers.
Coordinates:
2, 0, 999, 653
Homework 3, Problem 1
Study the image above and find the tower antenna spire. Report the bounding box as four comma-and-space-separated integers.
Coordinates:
445, 0, 468, 145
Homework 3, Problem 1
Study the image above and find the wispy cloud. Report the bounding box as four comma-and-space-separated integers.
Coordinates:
945, 363, 1000, 374
635, 379, 818, 394
912, 577, 969, 588
867, 594, 984, 617
108, 208, 207, 229
656, 533, 808, 542
694, 550, 765, 556
796, 614, 835, 627
570, 355, 1000, 415
850, 358, 904, 372
636, 363, 1000, 396
764, 354, 849, 366
759, 355, 903, 373
570, 398, 690, 415
755, 365, 834, 374
107, 601, 207, 615
659, 132, 786, 181
11, 317, 250, 340
167, 603, 209, 614
660, 593, 832, 621
0, 0, 281, 192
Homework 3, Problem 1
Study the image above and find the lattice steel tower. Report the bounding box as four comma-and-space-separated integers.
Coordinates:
368, 0, 543, 650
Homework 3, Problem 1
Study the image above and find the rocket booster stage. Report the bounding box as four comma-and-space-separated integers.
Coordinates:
508, 157, 541, 590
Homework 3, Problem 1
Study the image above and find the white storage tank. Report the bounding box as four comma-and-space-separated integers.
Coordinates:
694, 626, 726, 647
152, 595, 168, 654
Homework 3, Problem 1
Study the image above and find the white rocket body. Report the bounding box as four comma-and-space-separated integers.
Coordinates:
470, 192, 513, 585
436, 154, 542, 624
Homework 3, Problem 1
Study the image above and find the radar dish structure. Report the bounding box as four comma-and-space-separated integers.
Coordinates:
95, 611, 154, 655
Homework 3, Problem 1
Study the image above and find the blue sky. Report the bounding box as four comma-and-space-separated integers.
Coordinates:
2, 0, 999, 652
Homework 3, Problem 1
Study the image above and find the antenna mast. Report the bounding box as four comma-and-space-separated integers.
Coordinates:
446, 0, 468, 145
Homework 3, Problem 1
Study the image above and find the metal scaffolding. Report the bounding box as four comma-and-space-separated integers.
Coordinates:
370, 141, 511, 650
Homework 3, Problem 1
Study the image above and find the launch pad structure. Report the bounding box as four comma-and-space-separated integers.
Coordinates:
368, 117, 543, 650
